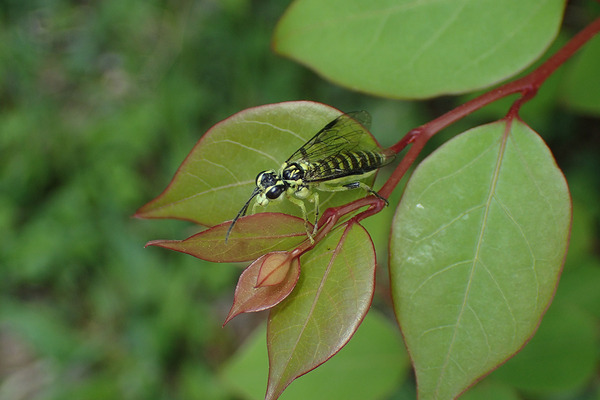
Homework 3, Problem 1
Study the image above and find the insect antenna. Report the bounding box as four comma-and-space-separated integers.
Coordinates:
225, 187, 260, 243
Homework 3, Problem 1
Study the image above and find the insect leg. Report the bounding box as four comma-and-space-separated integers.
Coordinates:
286, 195, 315, 243
251, 201, 261, 215
343, 182, 389, 205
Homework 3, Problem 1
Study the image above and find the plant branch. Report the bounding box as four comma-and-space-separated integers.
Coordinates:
297, 16, 599, 250
378, 16, 600, 198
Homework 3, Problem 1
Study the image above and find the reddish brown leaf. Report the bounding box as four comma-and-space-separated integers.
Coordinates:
224, 252, 301, 325
145, 213, 309, 262
257, 252, 295, 287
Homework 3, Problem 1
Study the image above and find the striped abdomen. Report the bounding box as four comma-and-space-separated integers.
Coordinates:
305, 150, 393, 182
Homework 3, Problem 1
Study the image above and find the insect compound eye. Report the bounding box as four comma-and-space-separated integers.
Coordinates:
282, 163, 304, 181
266, 185, 285, 200
256, 170, 278, 188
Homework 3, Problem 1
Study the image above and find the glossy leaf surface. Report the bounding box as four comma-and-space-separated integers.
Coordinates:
135, 101, 378, 226
274, 0, 565, 98
390, 120, 571, 399
266, 223, 376, 400
146, 213, 308, 263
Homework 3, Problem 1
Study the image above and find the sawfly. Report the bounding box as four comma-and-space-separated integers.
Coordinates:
226, 111, 395, 242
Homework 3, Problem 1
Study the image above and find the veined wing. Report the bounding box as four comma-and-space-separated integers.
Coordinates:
285, 111, 375, 164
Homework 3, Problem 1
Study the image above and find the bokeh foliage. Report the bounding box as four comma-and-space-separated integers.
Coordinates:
1, 1, 598, 399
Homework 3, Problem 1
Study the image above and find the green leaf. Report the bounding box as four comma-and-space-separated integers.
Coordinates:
265, 223, 376, 400
560, 34, 600, 115
221, 311, 408, 400
389, 119, 571, 399
146, 213, 308, 263
492, 303, 597, 394
135, 101, 378, 226
274, 0, 566, 99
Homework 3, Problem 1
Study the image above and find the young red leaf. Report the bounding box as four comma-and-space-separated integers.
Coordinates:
265, 223, 376, 400
224, 252, 301, 325
256, 251, 296, 287
146, 213, 308, 263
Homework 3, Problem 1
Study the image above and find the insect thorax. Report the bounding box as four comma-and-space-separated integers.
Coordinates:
281, 162, 307, 182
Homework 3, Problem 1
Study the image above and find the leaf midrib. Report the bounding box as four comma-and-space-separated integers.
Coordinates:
434, 121, 511, 397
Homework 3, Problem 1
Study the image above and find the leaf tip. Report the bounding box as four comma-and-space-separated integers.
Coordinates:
144, 239, 175, 249
222, 310, 237, 327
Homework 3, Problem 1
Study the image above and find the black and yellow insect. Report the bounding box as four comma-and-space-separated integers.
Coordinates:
225, 111, 395, 242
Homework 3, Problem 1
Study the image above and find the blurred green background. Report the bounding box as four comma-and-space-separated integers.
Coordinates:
1, 1, 598, 399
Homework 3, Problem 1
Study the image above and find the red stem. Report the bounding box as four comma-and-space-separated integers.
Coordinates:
378, 16, 600, 198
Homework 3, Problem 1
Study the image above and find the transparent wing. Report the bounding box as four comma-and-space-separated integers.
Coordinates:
285, 111, 375, 164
